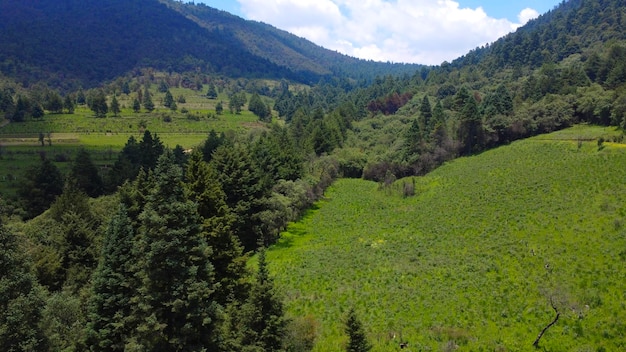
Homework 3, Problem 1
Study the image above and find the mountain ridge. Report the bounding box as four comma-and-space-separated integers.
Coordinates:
0, 0, 422, 90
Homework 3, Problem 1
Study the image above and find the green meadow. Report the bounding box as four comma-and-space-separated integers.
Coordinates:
268, 126, 626, 351
0, 88, 267, 196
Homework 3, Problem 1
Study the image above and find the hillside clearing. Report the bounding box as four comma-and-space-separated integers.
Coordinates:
268, 126, 626, 351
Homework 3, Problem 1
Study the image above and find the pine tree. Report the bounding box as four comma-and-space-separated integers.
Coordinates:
419, 95, 433, 139
201, 129, 225, 162
110, 94, 120, 117
138, 130, 164, 171
207, 83, 218, 99
131, 151, 222, 351
0, 225, 48, 352
344, 308, 371, 352
458, 96, 484, 155
70, 148, 103, 197
19, 157, 64, 219
430, 100, 449, 147
405, 118, 423, 157
47, 179, 99, 290
210, 144, 265, 251
86, 205, 137, 351
122, 81, 131, 95
132, 98, 141, 113
229, 248, 286, 351
142, 86, 154, 112
185, 150, 248, 305
163, 90, 175, 109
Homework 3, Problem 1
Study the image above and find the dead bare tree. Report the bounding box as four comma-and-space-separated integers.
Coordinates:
533, 296, 560, 349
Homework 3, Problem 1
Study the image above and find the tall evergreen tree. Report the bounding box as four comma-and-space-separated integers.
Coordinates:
430, 100, 449, 147
163, 90, 175, 110
344, 308, 371, 352
142, 86, 154, 112
70, 148, 103, 197
110, 94, 120, 117
458, 96, 484, 155
0, 225, 48, 352
131, 151, 222, 351
47, 179, 99, 290
12, 95, 30, 122
185, 150, 248, 305
249, 93, 270, 121
201, 130, 226, 162
86, 205, 137, 351
206, 83, 218, 99
132, 98, 141, 113
228, 248, 286, 351
19, 157, 64, 219
419, 95, 433, 139
211, 144, 266, 251
138, 130, 164, 171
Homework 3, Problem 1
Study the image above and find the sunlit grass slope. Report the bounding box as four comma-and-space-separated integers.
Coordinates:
268, 126, 626, 351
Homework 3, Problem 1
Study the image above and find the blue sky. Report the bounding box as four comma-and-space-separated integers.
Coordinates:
196, 0, 564, 64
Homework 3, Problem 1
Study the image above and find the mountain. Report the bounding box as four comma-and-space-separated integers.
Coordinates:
452, 0, 626, 70
0, 0, 421, 90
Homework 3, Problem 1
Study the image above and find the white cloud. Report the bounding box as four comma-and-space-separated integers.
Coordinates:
518, 7, 540, 24
238, 0, 537, 65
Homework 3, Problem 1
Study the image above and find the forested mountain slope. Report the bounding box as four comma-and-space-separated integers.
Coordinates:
0, 0, 420, 90
160, 0, 420, 82
316, 0, 626, 181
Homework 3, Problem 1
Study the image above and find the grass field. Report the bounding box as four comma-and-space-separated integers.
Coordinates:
268, 126, 626, 351
0, 87, 270, 197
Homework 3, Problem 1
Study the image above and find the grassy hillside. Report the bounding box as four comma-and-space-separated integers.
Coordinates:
0, 84, 265, 197
267, 125, 626, 351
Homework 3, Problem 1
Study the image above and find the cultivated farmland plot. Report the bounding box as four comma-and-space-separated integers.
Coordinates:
269, 126, 626, 351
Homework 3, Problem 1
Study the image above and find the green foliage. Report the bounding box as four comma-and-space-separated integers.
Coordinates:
109, 94, 120, 117
163, 90, 176, 110
185, 150, 248, 305
344, 308, 371, 352
229, 92, 247, 114
132, 151, 222, 350
64, 94, 75, 114
227, 248, 286, 351
207, 83, 218, 99
105, 131, 164, 192
47, 181, 100, 291
249, 93, 271, 121
88, 90, 108, 118
268, 126, 626, 351
18, 157, 64, 219
41, 290, 87, 351
132, 97, 141, 113
142, 86, 154, 112
86, 205, 138, 351
201, 129, 226, 162
69, 148, 104, 197
0, 225, 48, 352
211, 143, 266, 251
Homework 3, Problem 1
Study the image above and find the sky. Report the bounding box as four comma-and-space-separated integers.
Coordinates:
197, 0, 564, 65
